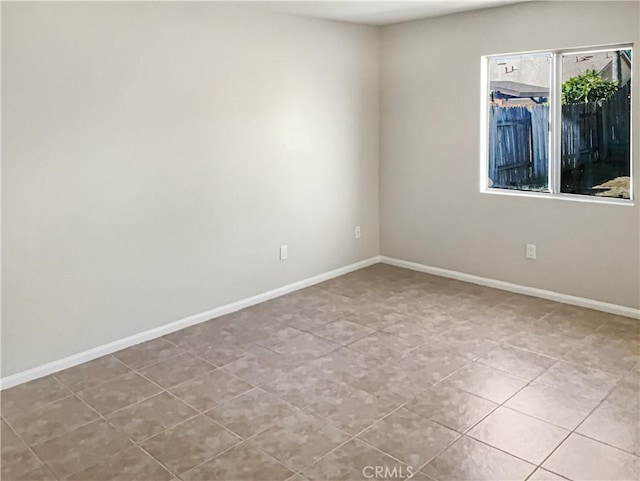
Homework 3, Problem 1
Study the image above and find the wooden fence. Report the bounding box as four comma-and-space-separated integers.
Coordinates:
489, 82, 630, 188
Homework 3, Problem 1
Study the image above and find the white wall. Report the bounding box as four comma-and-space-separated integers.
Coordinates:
1, 2, 380, 376
380, 1, 640, 309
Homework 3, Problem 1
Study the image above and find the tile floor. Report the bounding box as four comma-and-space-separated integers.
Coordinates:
1, 264, 639, 481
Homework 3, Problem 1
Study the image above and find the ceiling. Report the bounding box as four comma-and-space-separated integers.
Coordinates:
242, 1, 529, 26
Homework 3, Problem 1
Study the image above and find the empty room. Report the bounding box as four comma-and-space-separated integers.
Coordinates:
1, 1, 639, 480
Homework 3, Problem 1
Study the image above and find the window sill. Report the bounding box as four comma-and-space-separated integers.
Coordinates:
481, 188, 635, 206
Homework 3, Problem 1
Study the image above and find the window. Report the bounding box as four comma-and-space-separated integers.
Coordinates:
483, 46, 633, 201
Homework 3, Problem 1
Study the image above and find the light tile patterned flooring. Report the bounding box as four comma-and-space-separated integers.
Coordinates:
2, 264, 639, 481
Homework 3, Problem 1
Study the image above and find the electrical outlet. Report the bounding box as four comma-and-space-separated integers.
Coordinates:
280, 245, 288, 260
355, 226, 361, 239
526, 244, 537, 260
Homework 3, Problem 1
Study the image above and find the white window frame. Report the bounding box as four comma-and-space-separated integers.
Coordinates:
480, 44, 634, 205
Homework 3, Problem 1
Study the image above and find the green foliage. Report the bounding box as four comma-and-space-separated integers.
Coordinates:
562, 70, 619, 104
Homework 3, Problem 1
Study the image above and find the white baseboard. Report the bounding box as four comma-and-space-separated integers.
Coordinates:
381, 256, 640, 320
4, 253, 636, 390
0, 256, 382, 390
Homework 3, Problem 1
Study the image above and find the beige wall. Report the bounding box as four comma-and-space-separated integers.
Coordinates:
3, 1, 639, 379
1, 2, 380, 376
380, 1, 640, 310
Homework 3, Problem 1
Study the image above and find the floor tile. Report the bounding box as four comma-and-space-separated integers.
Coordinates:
576, 398, 639, 454
140, 415, 241, 475
1, 419, 30, 462
107, 391, 197, 441
562, 332, 639, 375
138, 352, 216, 389
304, 381, 399, 435
182, 442, 294, 481
303, 439, 410, 481
1, 461, 55, 481
1, 420, 49, 480
527, 468, 569, 480
358, 408, 459, 469
396, 349, 469, 385
32, 419, 132, 478
258, 326, 305, 345
535, 308, 606, 342
6, 266, 639, 481
422, 435, 535, 481
405, 385, 498, 432
406, 471, 435, 481
348, 332, 417, 361
286, 475, 309, 481
505, 382, 598, 430
508, 330, 582, 359
113, 338, 183, 370
382, 296, 442, 319
189, 335, 263, 367
429, 337, 499, 362
309, 319, 376, 345
54, 356, 131, 392
169, 368, 253, 412
441, 323, 509, 344
439, 363, 528, 403
250, 411, 349, 470
543, 305, 611, 332
606, 373, 640, 412
467, 407, 569, 465
495, 295, 559, 321
224, 348, 301, 385
259, 363, 343, 408
67, 445, 174, 481
352, 362, 432, 401
285, 315, 335, 332
597, 316, 640, 340
8, 395, 99, 445
477, 344, 556, 380
162, 323, 213, 349
307, 348, 382, 381
206, 388, 296, 438
287, 298, 357, 325
1, 376, 71, 421
536, 361, 621, 402
382, 319, 450, 345
77, 372, 161, 415
543, 433, 639, 481
266, 333, 341, 361
345, 307, 411, 330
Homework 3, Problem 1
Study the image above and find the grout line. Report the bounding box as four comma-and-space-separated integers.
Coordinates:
4, 268, 637, 480
293, 399, 414, 476
58, 357, 252, 478
104, 390, 181, 418
454, 433, 539, 472
68, 369, 257, 480
51, 355, 134, 392
63, 392, 179, 479
131, 368, 219, 415
405, 307, 578, 474
4, 382, 74, 415
113, 338, 194, 373
178, 391, 358, 477
186, 438, 298, 479
1, 417, 60, 481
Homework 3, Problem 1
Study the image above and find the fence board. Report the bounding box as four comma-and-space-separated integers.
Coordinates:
489, 106, 533, 188
531, 105, 549, 180
489, 81, 630, 187
602, 82, 631, 163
